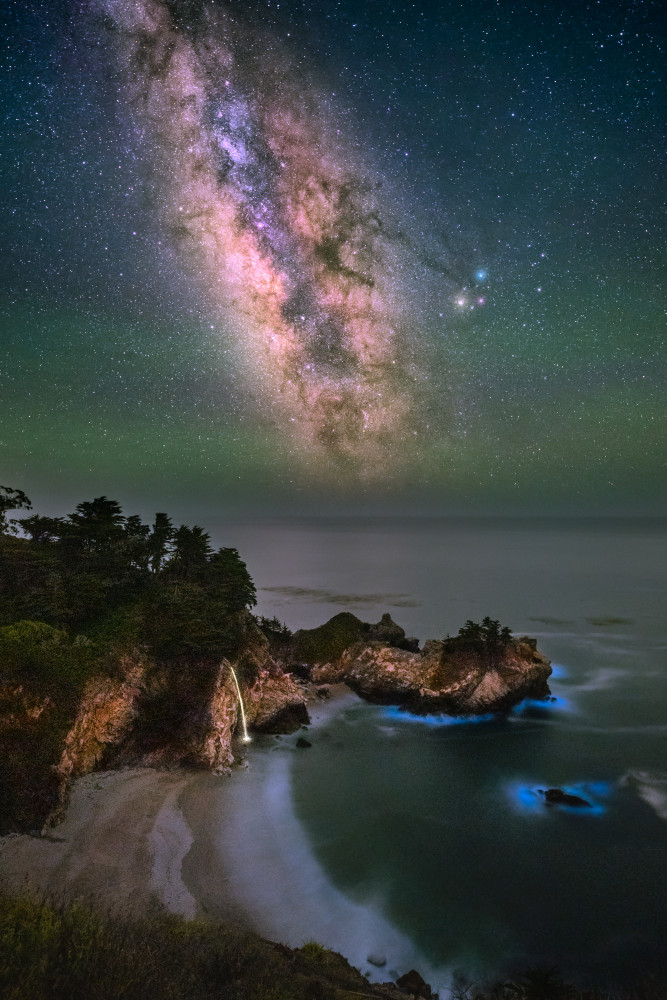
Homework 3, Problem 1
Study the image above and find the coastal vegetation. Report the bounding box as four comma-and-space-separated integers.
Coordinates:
0, 487, 664, 998
0, 486, 257, 833
0, 487, 554, 831
443, 618, 514, 656
1, 895, 663, 1000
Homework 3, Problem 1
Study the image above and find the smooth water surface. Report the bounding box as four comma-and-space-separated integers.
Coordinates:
221, 518, 667, 990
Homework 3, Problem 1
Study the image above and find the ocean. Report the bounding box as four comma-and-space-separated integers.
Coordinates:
211, 517, 667, 995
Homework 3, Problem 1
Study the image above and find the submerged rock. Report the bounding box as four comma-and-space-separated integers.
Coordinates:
540, 787, 592, 808
296, 736, 312, 748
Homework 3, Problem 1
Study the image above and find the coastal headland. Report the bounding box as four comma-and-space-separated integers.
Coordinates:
0, 490, 554, 998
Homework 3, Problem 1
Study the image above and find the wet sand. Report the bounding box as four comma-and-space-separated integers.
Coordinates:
0, 768, 205, 917
0, 685, 355, 927
0, 685, 439, 987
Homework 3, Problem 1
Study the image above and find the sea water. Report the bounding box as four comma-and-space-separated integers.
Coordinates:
215, 517, 667, 992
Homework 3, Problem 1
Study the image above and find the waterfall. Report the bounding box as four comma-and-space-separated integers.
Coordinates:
229, 665, 252, 743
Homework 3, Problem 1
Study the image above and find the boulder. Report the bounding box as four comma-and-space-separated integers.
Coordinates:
396, 968, 434, 998
540, 787, 591, 808
246, 668, 310, 734
367, 613, 406, 645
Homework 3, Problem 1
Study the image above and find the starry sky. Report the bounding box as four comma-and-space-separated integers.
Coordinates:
1, 0, 665, 518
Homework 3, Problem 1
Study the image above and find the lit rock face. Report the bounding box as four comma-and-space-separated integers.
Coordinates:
51, 617, 309, 796
196, 663, 237, 773
56, 657, 146, 782
308, 618, 551, 715
230, 614, 310, 734
245, 669, 309, 733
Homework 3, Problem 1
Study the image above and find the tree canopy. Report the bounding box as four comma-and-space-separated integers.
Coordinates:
0, 489, 256, 661
443, 617, 514, 658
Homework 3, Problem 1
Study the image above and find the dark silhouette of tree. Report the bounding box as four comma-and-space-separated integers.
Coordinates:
0, 486, 32, 532
443, 617, 515, 661
0, 489, 258, 660
206, 547, 257, 612
148, 513, 175, 574
168, 525, 212, 581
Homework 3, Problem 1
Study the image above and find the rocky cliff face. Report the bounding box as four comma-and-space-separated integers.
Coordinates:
302, 615, 551, 715
4, 609, 548, 833
44, 615, 310, 824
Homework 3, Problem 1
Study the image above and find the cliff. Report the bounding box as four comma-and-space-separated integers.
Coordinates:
41, 615, 309, 826
293, 613, 552, 715
1, 610, 549, 834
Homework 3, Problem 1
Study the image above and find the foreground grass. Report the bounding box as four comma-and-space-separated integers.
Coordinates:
0, 895, 380, 1000
2, 895, 666, 1000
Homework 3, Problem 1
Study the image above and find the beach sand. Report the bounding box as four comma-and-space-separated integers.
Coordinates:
0, 686, 355, 925
0, 686, 439, 987
0, 768, 208, 917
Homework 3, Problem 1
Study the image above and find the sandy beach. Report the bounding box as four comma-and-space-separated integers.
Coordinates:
0, 685, 437, 986
0, 768, 202, 917
0, 690, 341, 919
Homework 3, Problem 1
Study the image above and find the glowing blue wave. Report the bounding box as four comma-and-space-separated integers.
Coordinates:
382, 706, 496, 727
509, 780, 613, 817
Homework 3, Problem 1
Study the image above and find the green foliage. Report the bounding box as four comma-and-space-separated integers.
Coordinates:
0, 488, 259, 831
257, 615, 293, 641
0, 620, 95, 694
0, 896, 372, 1000
293, 612, 366, 664
0, 620, 98, 831
0, 487, 257, 658
168, 524, 213, 581
1, 896, 661, 1000
206, 546, 257, 611
299, 940, 328, 962
444, 617, 514, 657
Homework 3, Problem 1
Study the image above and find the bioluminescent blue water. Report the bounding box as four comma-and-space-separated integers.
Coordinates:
220, 517, 667, 992
509, 780, 613, 817
382, 706, 497, 726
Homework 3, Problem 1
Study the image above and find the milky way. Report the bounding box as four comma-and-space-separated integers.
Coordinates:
101, 0, 423, 476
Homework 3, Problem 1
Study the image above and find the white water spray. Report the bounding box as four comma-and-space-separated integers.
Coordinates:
229, 665, 252, 743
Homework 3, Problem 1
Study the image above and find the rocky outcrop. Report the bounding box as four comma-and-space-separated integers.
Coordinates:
291, 612, 418, 675
396, 968, 437, 999
234, 615, 310, 734
55, 657, 146, 784
292, 612, 371, 666
309, 616, 551, 715
195, 663, 237, 772
246, 668, 309, 733
45, 616, 310, 821
44, 656, 148, 826
14, 608, 548, 835
539, 788, 591, 808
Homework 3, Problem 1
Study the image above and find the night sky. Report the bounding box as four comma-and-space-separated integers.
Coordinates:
1, 0, 665, 519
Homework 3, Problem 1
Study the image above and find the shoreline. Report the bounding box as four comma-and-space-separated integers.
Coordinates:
0, 683, 442, 988
0, 768, 196, 916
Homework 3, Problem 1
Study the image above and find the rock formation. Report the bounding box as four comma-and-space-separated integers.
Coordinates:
539, 788, 591, 808
2, 608, 550, 833
40, 614, 309, 826
294, 614, 551, 715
